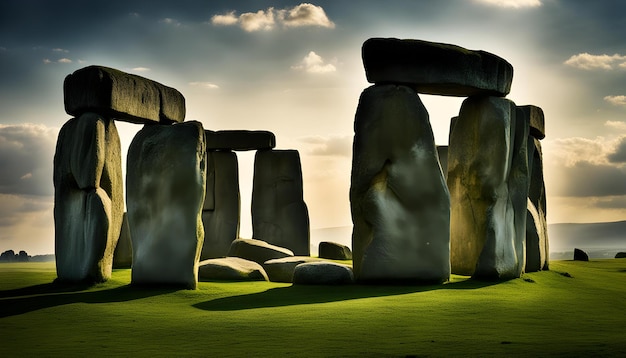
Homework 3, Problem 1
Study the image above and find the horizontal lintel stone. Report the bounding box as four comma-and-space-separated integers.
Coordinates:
205, 130, 276, 151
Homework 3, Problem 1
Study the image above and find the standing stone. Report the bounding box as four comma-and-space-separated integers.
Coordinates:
448, 96, 525, 280
64, 66, 185, 124
518, 105, 545, 140
252, 150, 310, 256
527, 137, 549, 271
201, 150, 240, 260
362, 38, 514, 97
127, 121, 206, 289
54, 112, 123, 282
526, 199, 546, 272
113, 212, 132, 269
574, 248, 589, 261
350, 84, 450, 283
436, 146, 449, 180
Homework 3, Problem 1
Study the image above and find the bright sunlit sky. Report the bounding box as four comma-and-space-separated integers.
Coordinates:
1, 0, 626, 254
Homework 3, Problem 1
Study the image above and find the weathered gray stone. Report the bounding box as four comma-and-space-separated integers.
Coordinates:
574, 248, 589, 261
517, 105, 545, 140
526, 199, 547, 272
448, 96, 525, 280
205, 130, 276, 151
113, 212, 132, 269
436, 146, 449, 180
362, 38, 513, 97
318, 241, 352, 260
127, 121, 206, 289
198, 257, 268, 281
201, 151, 240, 259
228, 238, 294, 265
528, 138, 549, 271
64, 65, 185, 124
252, 150, 310, 256
263, 256, 323, 283
293, 262, 354, 285
350, 84, 450, 283
54, 113, 123, 282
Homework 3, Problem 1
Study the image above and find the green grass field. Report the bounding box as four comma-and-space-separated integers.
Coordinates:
1, 260, 624, 357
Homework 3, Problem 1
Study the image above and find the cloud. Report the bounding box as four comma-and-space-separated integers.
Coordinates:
291, 51, 336, 73
0, 123, 58, 196
43, 58, 72, 64
58, 58, 72, 63
605, 120, 626, 131
160, 18, 181, 27
564, 53, 626, 70
210, 3, 334, 32
132, 67, 151, 72
0, 193, 54, 255
604, 95, 626, 106
300, 135, 352, 157
189, 81, 220, 89
607, 137, 626, 163
474, 0, 542, 8
551, 161, 626, 197
52, 48, 68, 53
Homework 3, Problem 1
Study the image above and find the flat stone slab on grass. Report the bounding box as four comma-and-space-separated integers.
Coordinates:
64, 65, 185, 124
198, 257, 268, 281
362, 38, 513, 97
318, 241, 352, 260
263, 256, 323, 283
293, 262, 354, 285
205, 130, 276, 151
228, 238, 294, 265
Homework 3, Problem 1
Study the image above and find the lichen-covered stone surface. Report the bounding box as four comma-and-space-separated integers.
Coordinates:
318, 241, 352, 260
228, 238, 294, 265
526, 137, 549, 271
64, 65, 185, 124
448, 96, 527, 280
54, 113, 123, 282
350, 84, 450, 284
205, 130, 276, 151
362, 38, 513, 97
201, 151, 240, 260
252, 150, 310, 256
198, 257, 268, 281
127, 121, 206, 289
263, 256, 322, 283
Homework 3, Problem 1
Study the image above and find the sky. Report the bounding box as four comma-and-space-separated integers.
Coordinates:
1, 0, 626, 255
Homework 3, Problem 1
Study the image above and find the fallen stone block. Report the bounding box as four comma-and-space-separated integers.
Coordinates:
228, 238, 294, 265
263, 256, 323, 283
64, 65, 185, 124
318, 241, 352, 260
362, 38, 513, 97
293, 262, 354, 285
574, 248, 589, 261
205, 130, 276, 151
615, 252, 626, 259
198, 257, 268, 281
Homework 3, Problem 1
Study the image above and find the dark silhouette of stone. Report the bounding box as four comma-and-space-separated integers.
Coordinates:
362, 38, 513, 97
198, 257, 268, 281
205, 130, 276, 151
54, 112, 123, 282
293, 262, 354, 285
318, 241, 352, 260
518, 105, 545, 140
263, 256, 322, 283
449, 96, 526, 280
64, 65, 185, 124
252, 150, 310, 256
113, 212, 132, 269
351, 84, 450, 283
574, 248, 589, 261
228, 238, 294, 265
615, 252, 626, 258
127, 121, 206, 289
527, 137, 549, 271
437, 145, 449, 180
201, 151, 240, 259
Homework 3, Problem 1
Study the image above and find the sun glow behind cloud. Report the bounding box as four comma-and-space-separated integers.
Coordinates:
210, 3, 334, 32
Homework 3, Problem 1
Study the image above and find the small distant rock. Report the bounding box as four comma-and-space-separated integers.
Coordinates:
293, 262, 354, 285
573, 248, 589, 261
263, 256, 323, 283
228, 238, 294, 265
198, 257, 268, 281
615, 252, 626, 259
318, 241, 352, 260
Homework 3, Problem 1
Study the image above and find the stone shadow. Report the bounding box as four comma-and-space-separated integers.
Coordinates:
193, 278, 497, 312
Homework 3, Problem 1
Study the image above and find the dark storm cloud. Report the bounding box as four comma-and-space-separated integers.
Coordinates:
553, 161, 626, 197
607, 137, 626, 163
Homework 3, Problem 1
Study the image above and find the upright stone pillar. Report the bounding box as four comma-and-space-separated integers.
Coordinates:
127, 121, 206, 289
350, 84, 450, 283
113, 212, 132, 269
252, 150, 310, 256
54, 112, 123, 282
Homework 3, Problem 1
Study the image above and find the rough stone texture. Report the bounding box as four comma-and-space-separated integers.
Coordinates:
362, 38, 513, 97
64, 65, 185, 124
252, 150, 310, 256
528, 137, 549, 271
228, 238, 294, 265
526, 200, 547, 272
113, 212, 132, 269
518, 105, 545, 140
263, 256, 323, 283
318, 241, 353, 260
205, 130, 276, 151
293, 262, 354, 285
201, 151, 240, 259
351, 84, 450, 283
54, 113, 124, 282
127, 121, 206, 289
198, 257, 268, 281
574, 248, 589, 261
436, 145, 449, 180
615, 252, 626, 259
448, 96, 527, 280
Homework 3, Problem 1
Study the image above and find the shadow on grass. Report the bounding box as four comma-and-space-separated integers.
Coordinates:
194, 278, 496, 312
0, 282, 178, 318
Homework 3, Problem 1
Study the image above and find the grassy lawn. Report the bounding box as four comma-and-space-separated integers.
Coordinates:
1, 260, 625, 357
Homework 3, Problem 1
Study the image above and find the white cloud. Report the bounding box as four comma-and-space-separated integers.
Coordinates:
210, 11, 239, 26
58, 58, 72, 63
160, 18, 181, 27
239, 8, 275, 32
605, 120, 626, 131
189, 81, 220, 89
42, 58, 51, 64
210, 3, 334, 32
300, 135, 351, 157
291, 51, 336, 74
52, 48, 68, 53
474, 0, 541, 8
278, 3, 335, 28
564, 53, 626, 70
132, 67, 151, 72
604, 95, 626, 106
